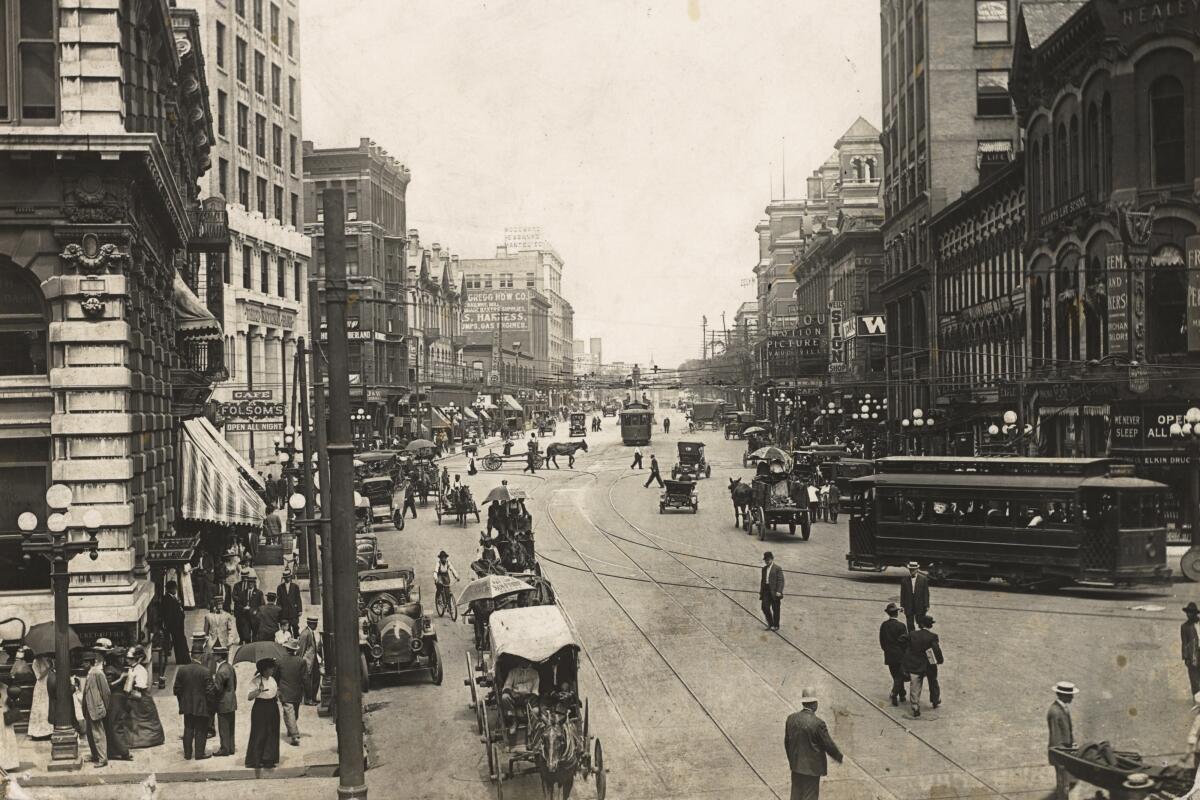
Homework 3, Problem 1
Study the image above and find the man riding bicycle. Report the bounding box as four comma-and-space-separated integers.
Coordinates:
434, 550, 460, 599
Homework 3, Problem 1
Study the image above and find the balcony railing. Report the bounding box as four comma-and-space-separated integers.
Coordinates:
189, 198, 230, 253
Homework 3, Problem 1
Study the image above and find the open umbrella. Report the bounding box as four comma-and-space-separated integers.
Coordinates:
405, 439, 435, 452
742, 426, 766, 434
232, 641, 287, 664
23, 622, 83, 657
483, 485, 514, 504
749, 446, 792, 465
456, 575, 535, 607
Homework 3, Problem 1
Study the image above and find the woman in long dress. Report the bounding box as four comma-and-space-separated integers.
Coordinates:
244, 658, 280, 769
117, 647, 163, 749
27, 653, 53, 739
180, 562, 196, 609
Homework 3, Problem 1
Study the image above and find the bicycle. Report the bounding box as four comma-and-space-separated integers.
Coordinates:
435, 579, 458, 621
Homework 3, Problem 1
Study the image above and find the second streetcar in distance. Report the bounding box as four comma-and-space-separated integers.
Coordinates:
620, 402, 654, 446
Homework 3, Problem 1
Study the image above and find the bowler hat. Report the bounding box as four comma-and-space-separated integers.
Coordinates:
885, 602, 900, 614
283, 639, 299, 651
1185, 602, 1200, 615
1053, 681, 1079, 695
763, 551, 774, 561
266, 592, 277, 601
919, 614, 935, 627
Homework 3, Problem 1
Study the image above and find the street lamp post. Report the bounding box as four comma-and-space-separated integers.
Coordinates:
899, 408, 936, 455
1170, 407, 1200, 581
18, 484, 101, 768
446, 402, 459, 451
352, 408, 370, 448
849, 394, 887, 458
983, 409, 1033, 456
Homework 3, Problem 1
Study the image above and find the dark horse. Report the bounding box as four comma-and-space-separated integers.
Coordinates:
546, 440, 589, 469
729, 477, 753, 531
530, 702, 583, 799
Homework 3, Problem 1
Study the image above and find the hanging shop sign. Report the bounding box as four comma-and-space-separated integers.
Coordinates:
1187, 236, 1200, 352
220, 390, 284, 433
829, 302, 846, 373
855, 315, 887, 337
1105, 242, 1130, 356
1110, 402, 1200, 464
758, 314, 828, 378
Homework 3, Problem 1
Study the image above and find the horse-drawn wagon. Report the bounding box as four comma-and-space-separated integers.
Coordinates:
748, 470, 811, 541
465, 605, 607, 799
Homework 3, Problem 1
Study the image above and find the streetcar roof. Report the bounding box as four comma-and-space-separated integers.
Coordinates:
489, 605, 579, 662
874, 456, 1122, 477
850, 473, 1090, 491
357, 451, 398, 462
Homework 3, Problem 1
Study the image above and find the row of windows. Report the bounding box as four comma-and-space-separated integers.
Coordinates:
217, 158, 299, 228
233, 244, 303, 300
941, 336, 1022, 386
463, 272, 537, 290
218, 96, 299, 173
231, 0, 295, 57
0, 0, 56, 123
219, 29, 297, 117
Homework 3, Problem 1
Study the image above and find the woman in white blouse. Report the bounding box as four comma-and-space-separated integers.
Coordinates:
244, 658, 280, 769
118, 647, 163, 748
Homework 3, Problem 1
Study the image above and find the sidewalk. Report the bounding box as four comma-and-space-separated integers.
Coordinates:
7, 560, 338, 790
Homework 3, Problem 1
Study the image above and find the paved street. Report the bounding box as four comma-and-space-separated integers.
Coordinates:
357, 426, 1198, 800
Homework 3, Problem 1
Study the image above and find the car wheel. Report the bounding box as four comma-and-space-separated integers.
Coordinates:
801, 517, 812, 541
706, 465, 712, 478
360, 652, 370, 694
394, 512, 405, 531
429, 642, 443, 685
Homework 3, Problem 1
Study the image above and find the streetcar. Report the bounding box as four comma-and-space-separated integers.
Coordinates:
846, 457, 1171, 589
619, 401, 654, 446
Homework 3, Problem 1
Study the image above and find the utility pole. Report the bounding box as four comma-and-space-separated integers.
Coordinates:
288, 347, 305, 578
322, 187, 367, 800
296, 336, 319, 605
307, 276, 335, 716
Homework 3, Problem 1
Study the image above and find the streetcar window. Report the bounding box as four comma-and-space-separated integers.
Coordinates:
1120, 493, 1160, 528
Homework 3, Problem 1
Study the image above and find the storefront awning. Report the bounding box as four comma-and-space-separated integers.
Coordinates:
476, 408, 491, 421
502, 394, 523, 413
1038, 404, 1111, 417
476, 396, 498, 410
460, 406, 479, 421
192, 417, 265, 490
174, 273, 222, 341
180, 418, 267, 527
430, 407, 451, 428
147, 533, 201, 567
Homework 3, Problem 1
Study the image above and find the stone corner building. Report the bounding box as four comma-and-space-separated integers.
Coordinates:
0, 0, 227, 643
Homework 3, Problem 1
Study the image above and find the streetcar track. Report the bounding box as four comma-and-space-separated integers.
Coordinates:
595, 471, 1014, 800
540, 470, 788, 800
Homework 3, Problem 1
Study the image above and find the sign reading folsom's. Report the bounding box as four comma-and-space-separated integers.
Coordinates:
462, 289, 530, 332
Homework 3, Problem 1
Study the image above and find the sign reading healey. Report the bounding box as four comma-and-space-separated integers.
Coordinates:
463, 289, 530, 333
220, 390, 285, 433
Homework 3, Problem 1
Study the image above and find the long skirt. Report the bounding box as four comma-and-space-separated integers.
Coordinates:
103, 691, 132, 758
116, 691, 164, 749
245, 698, 280, 768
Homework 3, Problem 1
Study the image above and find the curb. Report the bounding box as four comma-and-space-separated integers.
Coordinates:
18, 762, 341, 787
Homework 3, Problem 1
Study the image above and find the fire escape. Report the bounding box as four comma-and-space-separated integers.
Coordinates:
173, 196, 230, 418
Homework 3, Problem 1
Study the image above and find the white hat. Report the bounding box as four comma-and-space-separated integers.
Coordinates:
1053, 681, 1079, 695
800, 687, 819, 704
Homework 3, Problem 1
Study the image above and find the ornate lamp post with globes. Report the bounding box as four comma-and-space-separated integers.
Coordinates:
18, 484, 102, 767
899, 408, 937, 455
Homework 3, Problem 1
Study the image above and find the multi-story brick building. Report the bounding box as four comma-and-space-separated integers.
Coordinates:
880, 0, 1022, 425
303, 138, 410, 441
178, 0, 310, 467
0, 2, 232, 642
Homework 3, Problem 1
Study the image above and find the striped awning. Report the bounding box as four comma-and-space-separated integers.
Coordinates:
460, 406, 479, 421
430, 407, 451, 429
180, 418, 267, 527
502, 395, 523, 413
1038, 404, 1111, 417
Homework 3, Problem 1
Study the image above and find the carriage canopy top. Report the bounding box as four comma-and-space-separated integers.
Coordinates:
489, 605, 579, 664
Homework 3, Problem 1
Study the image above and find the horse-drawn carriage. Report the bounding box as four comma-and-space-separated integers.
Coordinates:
723, 411, 756, 440
536, 415, 557, 438
747, 471, 811, 541
482, 450, 546, 471
436, 484, 481, 526
741, 430, 775, 468
404, 458, 440, 505
569, 412, 587, 437
465, 604, 607, 800
671, 441, 711, 480
357, 567, 442, 690
659, 479, 698, 514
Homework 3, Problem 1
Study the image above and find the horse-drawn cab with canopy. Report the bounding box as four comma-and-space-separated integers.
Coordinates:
465, 605, 606, 799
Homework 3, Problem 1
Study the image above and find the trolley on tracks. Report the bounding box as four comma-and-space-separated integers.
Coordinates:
619, 401, 653, 446
464, 605, 607, 800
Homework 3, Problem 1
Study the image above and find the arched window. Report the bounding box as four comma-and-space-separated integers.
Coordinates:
1101, 94, 1113, 195
0, 260, 48, 376
1150, 76, 1187, 186
1040, 133, 1051, 211
1086, 102, 1100, 201
866, 158, 877, 181
1149, 243, 1188, 356
1030, 139, 1042, 219
1054, 253, 1080, 363
1069, 115, 1080, 196
1055, 122, 1069, 204
1029, 273, 1045, 368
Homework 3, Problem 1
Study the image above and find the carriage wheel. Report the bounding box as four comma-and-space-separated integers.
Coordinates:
582, 698, 589, 744
429, 642, 444, 685
594, 739, 606, 800
706, 465, 712, 478
475, 696, 485, 736
1182, 547, 1200, 582
394, 511, 405, 531
756, 509, 766, 541
493, 743, 506, 798
465, 651, 479, 716
789, 522, 796, 536
484, 454, 502, 471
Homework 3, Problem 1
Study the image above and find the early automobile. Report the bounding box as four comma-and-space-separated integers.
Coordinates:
569, 412, 587, 437
723, 411, 757, 440
359, 476, 405, 530
355, 531, 385, 571
465, 605, 606, 799
671, 441, 711, 480
355, 450, 401, 481
660, 479, 698, 514
358, 567, 443, 690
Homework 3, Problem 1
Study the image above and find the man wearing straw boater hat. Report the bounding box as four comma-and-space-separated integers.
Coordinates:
784, 687, 843, 800
900, 561, 930, 633
1048, 681, 1079, 800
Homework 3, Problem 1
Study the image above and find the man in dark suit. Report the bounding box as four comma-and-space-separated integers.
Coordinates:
255, 592, 283, 641
900, 561, 931, 632
173, 657, 213, 760
901, 614, 944, 717
760, 551, 785, 631
878, 602, 908, 707
210, 644, 238, 756
233, 568, 264, 643
1047, 681, 1079, 800
297, 614, 322, 705
277, 639, 306, 746
276, 569, 302, 633
644, 454, 664, 488
160, 580, 190, 664
1183, 603, 1200, 695
784, 687, 843, 800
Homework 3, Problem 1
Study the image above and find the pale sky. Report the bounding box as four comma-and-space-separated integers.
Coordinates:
301, 0, 881, 368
